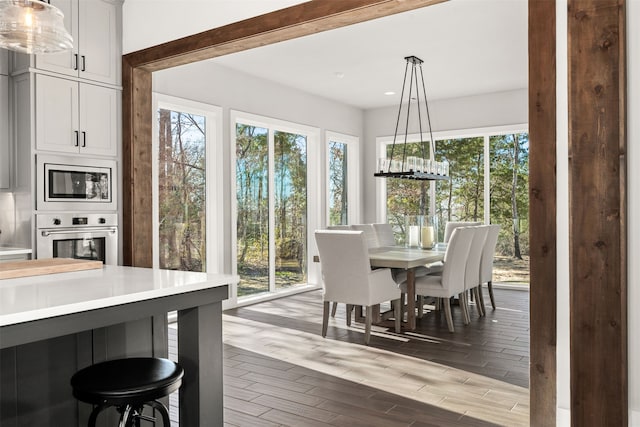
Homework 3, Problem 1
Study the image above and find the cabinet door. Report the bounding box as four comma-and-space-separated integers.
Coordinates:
79, 84, 118, 156
0, 75, 9, 189
79, 0, 119, 85
0, 48, 7, 75
35, 75, 79, 153
34, 0, 79, 77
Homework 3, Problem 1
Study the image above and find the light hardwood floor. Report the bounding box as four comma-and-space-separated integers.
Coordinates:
170, 287, 529, 426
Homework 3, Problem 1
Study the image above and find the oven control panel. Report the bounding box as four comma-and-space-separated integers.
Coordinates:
37, 213, 118, 229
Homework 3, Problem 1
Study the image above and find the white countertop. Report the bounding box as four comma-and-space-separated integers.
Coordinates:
0, 247, 32, 257
0, 265, 238, 327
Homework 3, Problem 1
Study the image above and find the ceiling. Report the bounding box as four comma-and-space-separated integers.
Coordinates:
123, 0, 528, 110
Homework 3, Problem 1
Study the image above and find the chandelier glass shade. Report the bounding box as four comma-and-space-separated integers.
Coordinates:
0, 0, 73, 54
375, 55, 449, 181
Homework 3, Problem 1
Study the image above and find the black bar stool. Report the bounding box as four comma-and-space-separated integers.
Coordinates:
71, 357, 183, 427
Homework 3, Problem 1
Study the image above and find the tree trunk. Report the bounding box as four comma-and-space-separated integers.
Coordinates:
511, 134, 522, 259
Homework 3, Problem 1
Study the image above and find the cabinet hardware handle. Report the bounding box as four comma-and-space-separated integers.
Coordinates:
81, 55, 86, 72
73, 54, 78, 71
82, 131, 86, 147
74, 130, 79, 147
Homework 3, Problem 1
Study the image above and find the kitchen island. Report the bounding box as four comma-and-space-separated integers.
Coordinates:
0, 265, 237, 426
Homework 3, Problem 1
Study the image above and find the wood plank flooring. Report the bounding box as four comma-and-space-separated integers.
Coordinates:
170, 287, 529, 426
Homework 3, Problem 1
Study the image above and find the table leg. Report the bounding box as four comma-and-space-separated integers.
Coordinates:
406, 269, 416, 330
177, 302, 223, 426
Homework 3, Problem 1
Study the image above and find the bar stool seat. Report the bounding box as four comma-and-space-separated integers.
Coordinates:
71, 357, 183, 427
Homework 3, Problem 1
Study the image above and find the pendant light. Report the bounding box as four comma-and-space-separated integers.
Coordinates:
375, 55, 449, 181
0, 0, 73, 54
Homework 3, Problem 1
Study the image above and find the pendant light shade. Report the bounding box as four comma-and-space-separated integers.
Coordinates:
0, 0, 73, 54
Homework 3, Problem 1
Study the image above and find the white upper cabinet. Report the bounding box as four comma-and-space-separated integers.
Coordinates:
35, 74, 118, 156
0, 49, 7, 75
35, 0, 121, 85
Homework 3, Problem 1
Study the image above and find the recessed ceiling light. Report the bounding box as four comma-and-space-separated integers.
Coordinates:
384, 91, 395, 96
334, 72, 345, 79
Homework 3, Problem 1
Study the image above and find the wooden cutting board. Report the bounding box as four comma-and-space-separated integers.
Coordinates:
0, 258, 103, 279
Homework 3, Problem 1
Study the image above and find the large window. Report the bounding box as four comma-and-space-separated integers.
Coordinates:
377, 126, 529, 285
152, 95, 223, 274
326, 132, 359, 226
232, 112, 319, 301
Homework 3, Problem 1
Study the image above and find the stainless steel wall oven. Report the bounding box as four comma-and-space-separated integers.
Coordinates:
36, 213, 118, 265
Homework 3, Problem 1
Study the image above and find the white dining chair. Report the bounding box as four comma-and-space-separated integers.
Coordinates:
399, 227, 475, 332
350, 224, 380, 249
315, 230, 401, 344
465, 225, 489, 318
443, 221, 482, 243
372, 223, 396, 246
479, 224, 502, 310
327, 225, 351, 230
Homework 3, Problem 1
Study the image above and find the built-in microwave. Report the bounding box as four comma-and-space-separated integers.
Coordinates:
36, 154, 117, 211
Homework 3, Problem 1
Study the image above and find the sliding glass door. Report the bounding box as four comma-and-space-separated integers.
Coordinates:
233, 112, 319, 300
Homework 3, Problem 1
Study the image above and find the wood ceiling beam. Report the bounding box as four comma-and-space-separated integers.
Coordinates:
123, 0, 446, 72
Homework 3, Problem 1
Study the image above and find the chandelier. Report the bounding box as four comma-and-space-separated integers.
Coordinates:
0, 0, 73, 54
375, 55, 449, 180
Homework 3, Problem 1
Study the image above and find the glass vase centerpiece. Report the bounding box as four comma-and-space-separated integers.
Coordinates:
404, 215, 438, 249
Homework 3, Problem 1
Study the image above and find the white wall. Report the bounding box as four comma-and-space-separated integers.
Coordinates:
122, 0, 308, 54
360, 88, 528, 223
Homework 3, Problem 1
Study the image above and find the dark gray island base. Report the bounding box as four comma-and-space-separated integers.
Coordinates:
0, 266, 236, 426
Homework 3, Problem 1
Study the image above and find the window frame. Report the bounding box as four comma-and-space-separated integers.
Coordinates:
325, 131, 360, 226
151, 93, 224, 274
376, 124, 528, 225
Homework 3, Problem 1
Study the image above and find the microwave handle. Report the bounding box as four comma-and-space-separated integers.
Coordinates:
41, 227, 118, 237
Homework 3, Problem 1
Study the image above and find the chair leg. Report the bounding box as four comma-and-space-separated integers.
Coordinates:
400, 292, 407, 321
322, 301, 330, 337
443, 298, 454, 332
488, 281, 496, 310
364, 305, 373, 345
88, 404, 108, 427
473, 287, 484, 317
458, 292, 470, 325
394, 298, 401, 333
331, 301, 338, 317
147, 399, 171, 427
417, 295, 425, 318
346, 304, 353, 326
478, 284, 486, 314
118, 405, 133, 427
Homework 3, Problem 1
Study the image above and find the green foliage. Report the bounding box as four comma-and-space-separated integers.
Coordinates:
158, 110, 206, 272
328, 141, 348, 225
235, 124, 308, 295
384, 132, 530, 260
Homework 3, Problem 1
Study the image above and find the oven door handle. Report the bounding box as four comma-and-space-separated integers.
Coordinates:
40, 227, 118, 237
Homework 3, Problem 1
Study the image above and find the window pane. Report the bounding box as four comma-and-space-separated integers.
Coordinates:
274, 131, 307, 289
435, 137, 484, 242
236, 124, 269, 296
328, 141, 348, 225
489, 132, 529, 284
385, 142, 430, 244
158, 109, 206, 272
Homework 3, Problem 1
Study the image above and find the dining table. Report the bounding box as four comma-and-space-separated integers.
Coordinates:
368, 245, 446, 330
